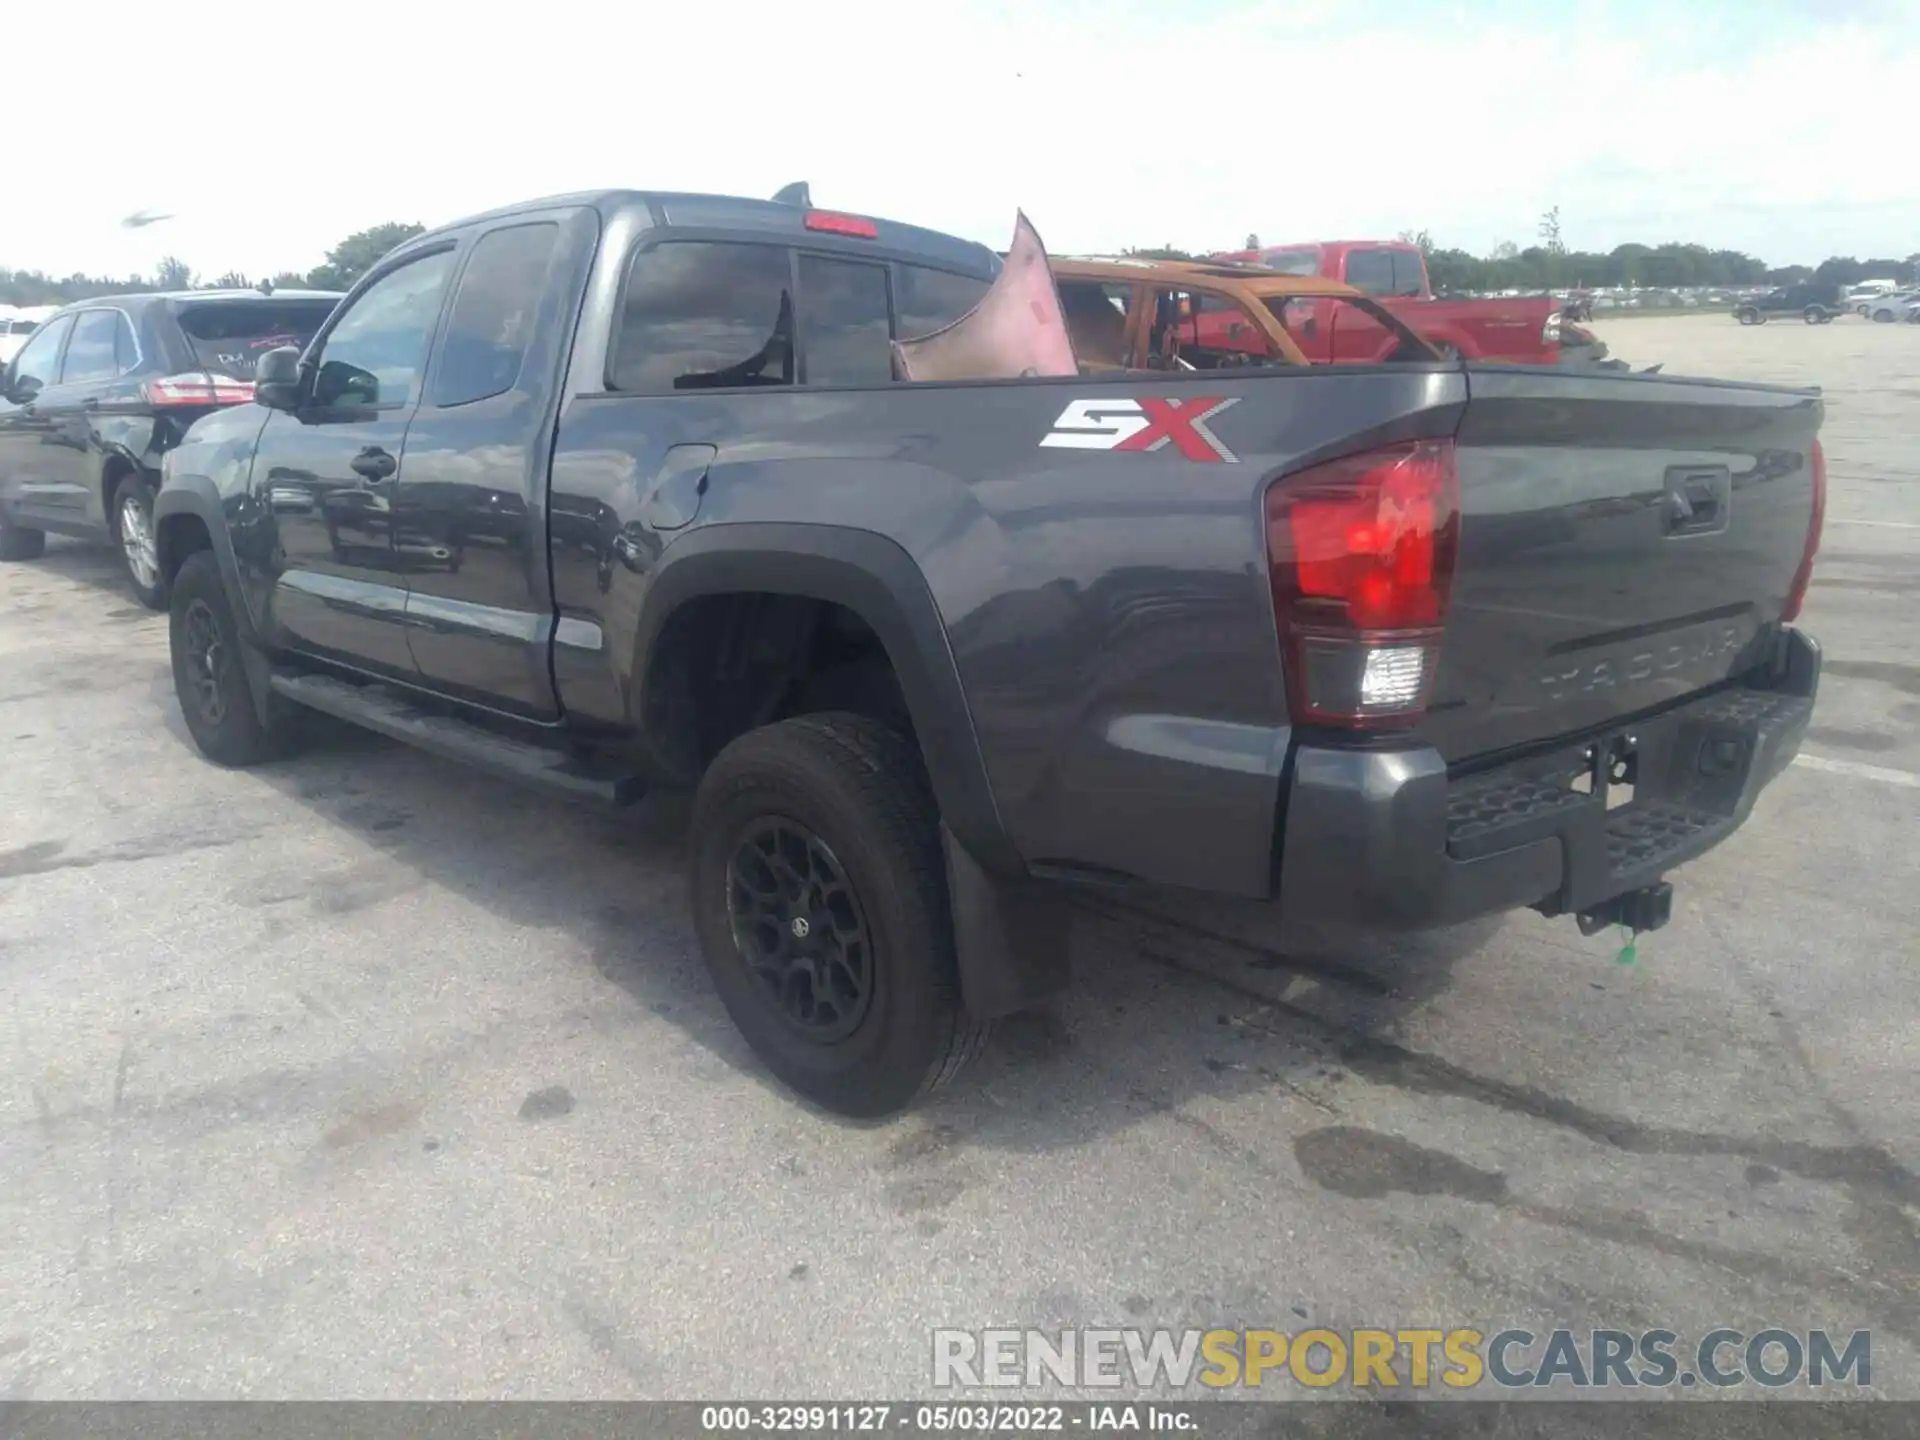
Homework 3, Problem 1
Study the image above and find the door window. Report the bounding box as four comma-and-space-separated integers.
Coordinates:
796, 255, 893, 386
1179, 291, 1279, 366
1059, 281, 1136, 369
431, 222, 561, 407
7, 314, 74, 397
311, 249, 457, 409
610, 241, 795, 393
60, 310, 132, 384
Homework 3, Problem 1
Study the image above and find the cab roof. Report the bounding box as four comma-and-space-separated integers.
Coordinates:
412, 188, 999, 278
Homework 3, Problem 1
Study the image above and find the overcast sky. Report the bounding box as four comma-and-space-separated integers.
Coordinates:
7, 0, 1912, 280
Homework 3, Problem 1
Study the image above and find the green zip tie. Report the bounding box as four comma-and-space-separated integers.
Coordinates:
1615, 925, 1638, 966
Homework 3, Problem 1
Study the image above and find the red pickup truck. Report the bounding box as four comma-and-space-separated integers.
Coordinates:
1211, 239, 1607, 366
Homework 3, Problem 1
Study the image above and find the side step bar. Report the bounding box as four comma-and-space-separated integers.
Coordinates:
269, 672, 646, 808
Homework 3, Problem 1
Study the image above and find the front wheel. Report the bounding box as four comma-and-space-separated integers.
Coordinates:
112, 474, 168, 609
1803, 306, 1825, 324
690, 713, 991, 1117
1736, 308, 1759, 326
169, 551, 300, 767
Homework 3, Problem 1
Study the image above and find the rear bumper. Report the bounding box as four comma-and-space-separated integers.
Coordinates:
1275, 627, 1819, 929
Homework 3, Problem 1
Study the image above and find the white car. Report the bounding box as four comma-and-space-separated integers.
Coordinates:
1847, 280, 1901, 315
1865, 290, 1920, 323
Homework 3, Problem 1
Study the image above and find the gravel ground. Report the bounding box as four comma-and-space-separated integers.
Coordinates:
1, 312, 1915, 1407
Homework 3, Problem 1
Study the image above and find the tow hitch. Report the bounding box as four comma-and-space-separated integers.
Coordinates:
1575, 882, 1673, 938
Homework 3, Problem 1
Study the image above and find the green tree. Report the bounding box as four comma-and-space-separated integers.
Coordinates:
155, 255, 196, 290
1425, 247, 1482, 294
211, 271, 253, 290
306, 222, 427, 291
1123, 245, 1198, 261
1538, 206, 1565, 255
1815, 256, 1864, 287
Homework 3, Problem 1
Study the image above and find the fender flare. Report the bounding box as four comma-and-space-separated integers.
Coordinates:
633, 521, 1018, 876
633, 522, 1070, 1018
152, 477, 275, 719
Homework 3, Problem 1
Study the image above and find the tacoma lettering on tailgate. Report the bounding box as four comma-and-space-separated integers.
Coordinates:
1538, 624, 1745, 702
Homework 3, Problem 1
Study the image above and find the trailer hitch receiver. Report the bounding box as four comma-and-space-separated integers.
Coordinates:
1575, 882, 1673, 937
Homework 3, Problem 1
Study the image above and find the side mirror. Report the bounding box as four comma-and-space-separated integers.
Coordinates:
253, 346, 305, 411
4, 373, 40, 406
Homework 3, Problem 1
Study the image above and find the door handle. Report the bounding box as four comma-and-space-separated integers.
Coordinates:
350, 447, 398, 483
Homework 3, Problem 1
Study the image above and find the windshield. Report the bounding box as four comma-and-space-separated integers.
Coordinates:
173, 299, 338, 377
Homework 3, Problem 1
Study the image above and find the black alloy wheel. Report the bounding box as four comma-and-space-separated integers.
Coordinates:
725, 818, 875, 1043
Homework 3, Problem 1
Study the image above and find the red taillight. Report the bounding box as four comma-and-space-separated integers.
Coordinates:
803, 210, 879, 239
1265, 438, 1460, 728
1783, 439, 1826, 622
145, 372, 255, 407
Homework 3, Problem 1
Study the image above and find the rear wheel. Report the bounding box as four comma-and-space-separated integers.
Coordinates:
690, 713, 990, 1117
112, 473, 168, 610
1873, 308, 1895, 324
0, 515, 46, 562
1803, 306, 1825, 324
1736, 307, 1759, 326
169, 551, 299, 766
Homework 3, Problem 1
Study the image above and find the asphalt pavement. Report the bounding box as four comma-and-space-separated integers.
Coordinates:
1, 313, 1915, 1405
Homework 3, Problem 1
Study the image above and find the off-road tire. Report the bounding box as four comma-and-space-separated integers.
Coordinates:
690, 712, 991, 1117
169, 550, 299, 767
0, 517, 46, 561
111, 473, 168, 610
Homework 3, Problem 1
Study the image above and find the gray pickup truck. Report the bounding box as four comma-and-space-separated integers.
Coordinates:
152, 186, 1824, 1116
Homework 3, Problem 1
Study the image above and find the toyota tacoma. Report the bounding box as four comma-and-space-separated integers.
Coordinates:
152, 186, 1825, 1116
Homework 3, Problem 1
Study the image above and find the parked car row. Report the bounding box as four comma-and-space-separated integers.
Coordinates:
1733, 282, 1920, 325
0, 185, 1825, 1116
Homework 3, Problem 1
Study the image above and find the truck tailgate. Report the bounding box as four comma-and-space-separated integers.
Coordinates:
1423, 366, 1823, 766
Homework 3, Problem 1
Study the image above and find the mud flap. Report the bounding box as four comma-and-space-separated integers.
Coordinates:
942, 825, 1071, 1018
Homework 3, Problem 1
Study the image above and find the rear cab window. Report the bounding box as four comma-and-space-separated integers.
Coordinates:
893, 264, 988, 339
1260, 247, 1323, 278
173, 299, 339, 378
611, 241, 795, 392
795, 255, 893, 385
609, 240, 991, 392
